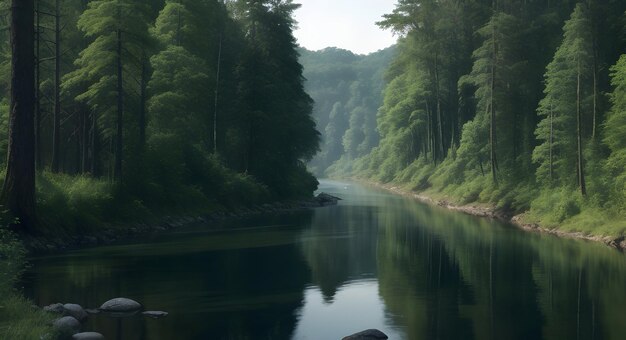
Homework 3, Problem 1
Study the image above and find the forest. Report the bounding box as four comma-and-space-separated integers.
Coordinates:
324, 0, 626, 236
299, 46, 394, 177
4, 0, 626, 339
0, 0, 319, 235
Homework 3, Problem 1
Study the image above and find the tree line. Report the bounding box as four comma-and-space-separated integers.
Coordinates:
343, 0, 626, 229
1, 0, 319, 232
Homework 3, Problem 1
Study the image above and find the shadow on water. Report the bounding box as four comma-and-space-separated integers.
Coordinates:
22, 179, 626, 339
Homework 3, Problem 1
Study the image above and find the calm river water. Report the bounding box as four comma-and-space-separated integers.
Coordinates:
22, 180, 626, 339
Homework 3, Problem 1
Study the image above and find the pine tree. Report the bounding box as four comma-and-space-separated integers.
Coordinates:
149, 0, 211, 144
63, 0, 152, 181
455, 12, 524, 185
604, 55, 626, 205
533, 3, 593, 195
234, 0, 320, 196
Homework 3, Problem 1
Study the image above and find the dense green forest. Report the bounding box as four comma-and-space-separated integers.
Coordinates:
0, 0, 319, 234
299, 46, 395, 176
327, 0, 626, 236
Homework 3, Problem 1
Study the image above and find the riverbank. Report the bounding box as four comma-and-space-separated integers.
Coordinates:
23, 193, 340, 254
2, 192, 339, 339
356, 179, 626, 252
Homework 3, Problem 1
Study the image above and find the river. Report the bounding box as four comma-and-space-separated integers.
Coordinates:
22, 180, 626, 339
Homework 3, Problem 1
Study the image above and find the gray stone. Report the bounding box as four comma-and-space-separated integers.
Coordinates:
85, 309, 100, 315
72, 332, 105, 340
142, 311, 168, 319
43, 303, 64, 314
63, 304, 88, 322
53, 316, 81, 336
99, 298, 142, 315
342, 329, 388, 340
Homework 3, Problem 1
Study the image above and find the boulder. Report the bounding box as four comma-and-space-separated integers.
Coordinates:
53, 316, 80, 336
43, 303, 64, 314
63, 304, 88, 322
142, 311, 168, 319
342, 329, 388, 340
98, 298, 142, 317
72, 332, 105, 340
315, 193, 342, 206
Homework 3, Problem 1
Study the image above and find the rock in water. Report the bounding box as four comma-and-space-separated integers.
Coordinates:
43, 303, 64, 314
342, 329, 388, 340
142, 311, 169, 319
99, 297, 142, 315
63, 303, 88, 322
53, 316, 81, 336
315, 192, 342, 206
72, 332, 105, 340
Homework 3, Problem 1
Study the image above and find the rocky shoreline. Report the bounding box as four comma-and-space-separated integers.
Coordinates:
23, 193, 341, 255
43, 298, 167, 339
358, 180, 626, 252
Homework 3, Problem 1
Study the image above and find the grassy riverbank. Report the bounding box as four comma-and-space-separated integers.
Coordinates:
12, 161, 272, 238
354, 177, 626, 249
0, 168, 316, 337
0, 228, 53, 338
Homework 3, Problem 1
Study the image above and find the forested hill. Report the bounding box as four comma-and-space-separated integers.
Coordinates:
343, 1, 626, 236
0, 0, 320, 233
299, 46, 395, 176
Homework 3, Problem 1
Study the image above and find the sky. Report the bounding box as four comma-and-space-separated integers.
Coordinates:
293, 0, 398, 55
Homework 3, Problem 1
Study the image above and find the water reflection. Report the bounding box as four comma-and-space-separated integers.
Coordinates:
22, 180, 626, 340
293, 281, 403, 339
24, 216, 313, 339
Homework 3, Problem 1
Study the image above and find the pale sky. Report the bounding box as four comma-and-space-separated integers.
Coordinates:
293, 0, 398, 55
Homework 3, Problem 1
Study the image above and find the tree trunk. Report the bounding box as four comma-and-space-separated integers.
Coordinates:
425, 100, 433, 163
549, 101, 554, 182
213, 32, 222, 154
51, 0, 61, 173
139, 52, 147, 149
490, 17, 499, 185
114, 28, 123, 181
577, 59, 587, 196
434, 53, 444, 163
35, 0, 41, 171
91, 112, 99, 176
592, 59, 597, 139
81, 109, 89, 173
2, 0, 37, 231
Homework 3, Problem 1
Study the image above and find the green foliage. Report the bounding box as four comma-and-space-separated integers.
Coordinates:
37, 173, 116, 234
0, 227, 26, 294
604, 55, 626, 210
23, 0, 320, 234
300, 47, 395, 176
0, 227, 53, 339
231, 0, 320, 198
533, 3, 594, 188
148, 45, 210, 142
323, 0, 626, 237
32, 159, 269, 237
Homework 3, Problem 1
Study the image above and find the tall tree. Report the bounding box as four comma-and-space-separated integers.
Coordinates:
234, 0, 320, 197
51, 0, 62, 172
63, 0, 152, 182
604, 55, 626, 204
455, 12, 525, 185
533, 3, 593, 195
2, 0, 37, 231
